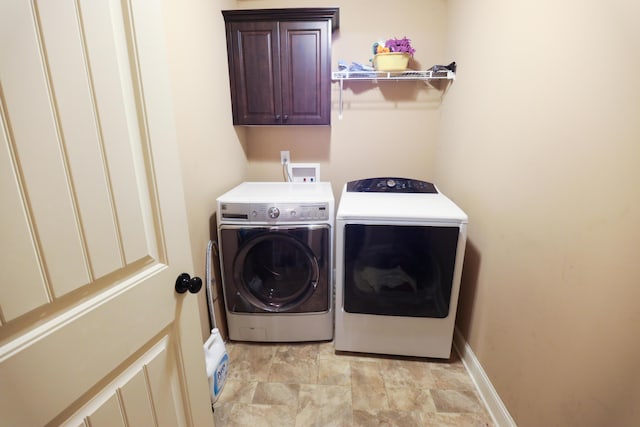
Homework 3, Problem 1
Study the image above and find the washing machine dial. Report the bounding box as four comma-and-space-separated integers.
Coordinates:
267, 206, 280, 219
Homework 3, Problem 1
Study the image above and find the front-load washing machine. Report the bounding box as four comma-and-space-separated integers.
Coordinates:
217, 182, 334, 342
335, 177, 468, 358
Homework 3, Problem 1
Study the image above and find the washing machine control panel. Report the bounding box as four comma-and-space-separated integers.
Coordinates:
220, 202, 330, 223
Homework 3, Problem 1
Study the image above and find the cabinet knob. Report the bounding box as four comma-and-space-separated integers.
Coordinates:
283, 115, 289, 121
275, 114, 281, 121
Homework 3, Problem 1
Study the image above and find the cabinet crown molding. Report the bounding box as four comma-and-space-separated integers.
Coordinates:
222, 8, 340, 31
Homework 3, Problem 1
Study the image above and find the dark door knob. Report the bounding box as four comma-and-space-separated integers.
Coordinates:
175, 273, 203, 294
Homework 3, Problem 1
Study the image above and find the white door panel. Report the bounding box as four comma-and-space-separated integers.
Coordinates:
0, 111, 49, 322
37, 0, 123, 280
0, 0, 213, 425
62, 335, 186, 427
1, 0, 90, 296
79, 0, 155, 265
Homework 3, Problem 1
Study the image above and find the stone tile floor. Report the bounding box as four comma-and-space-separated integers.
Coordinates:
213, 341, 494, 427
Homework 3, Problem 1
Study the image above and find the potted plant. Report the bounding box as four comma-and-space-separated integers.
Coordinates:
372, 37, 415, 71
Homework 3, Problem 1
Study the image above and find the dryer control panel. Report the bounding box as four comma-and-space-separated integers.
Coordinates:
220, 202, 330, 223
347, 177, 437, 193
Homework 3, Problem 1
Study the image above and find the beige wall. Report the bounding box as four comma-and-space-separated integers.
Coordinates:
163, 0, 640, 425
162, 0, 247, 339
237, 0, 449, 200
163, 0, 450, 340
438, 0, 640, 426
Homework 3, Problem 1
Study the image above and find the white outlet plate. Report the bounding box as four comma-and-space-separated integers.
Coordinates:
280, 150, 290, 164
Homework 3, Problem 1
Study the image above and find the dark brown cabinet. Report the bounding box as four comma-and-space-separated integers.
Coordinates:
222, 8, 339, 126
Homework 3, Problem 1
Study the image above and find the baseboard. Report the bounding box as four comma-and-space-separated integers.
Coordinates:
453, 327, 517, 427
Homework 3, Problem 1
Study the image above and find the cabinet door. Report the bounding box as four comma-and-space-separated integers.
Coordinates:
228, 21, 282, 125
279, 20, 331, 125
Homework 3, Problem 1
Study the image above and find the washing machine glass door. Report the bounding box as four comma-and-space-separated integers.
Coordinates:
231, 227, 325, 312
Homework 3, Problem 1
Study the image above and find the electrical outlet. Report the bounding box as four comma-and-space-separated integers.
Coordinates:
280, 150, 290, 165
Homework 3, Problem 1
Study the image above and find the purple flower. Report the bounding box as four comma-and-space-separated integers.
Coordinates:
385, 37, 416, 56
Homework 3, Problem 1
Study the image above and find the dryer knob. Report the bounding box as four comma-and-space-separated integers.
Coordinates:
268, 207, 280, 219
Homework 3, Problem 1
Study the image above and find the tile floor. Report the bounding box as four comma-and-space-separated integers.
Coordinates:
213, 340, 494, 427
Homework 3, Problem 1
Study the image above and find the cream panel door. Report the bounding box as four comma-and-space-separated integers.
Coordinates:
0, 1, 214, 426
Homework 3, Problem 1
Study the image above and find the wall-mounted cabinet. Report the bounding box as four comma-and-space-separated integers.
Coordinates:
222, 8, 339, 126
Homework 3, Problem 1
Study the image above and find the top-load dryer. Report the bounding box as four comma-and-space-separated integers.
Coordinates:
217, 182, 334, 342
334, 177, 468, 358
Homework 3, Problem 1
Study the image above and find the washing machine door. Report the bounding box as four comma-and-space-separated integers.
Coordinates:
220, 226, 330, 313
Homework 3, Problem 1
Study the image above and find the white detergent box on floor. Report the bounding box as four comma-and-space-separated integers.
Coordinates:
204, 328, 228, 403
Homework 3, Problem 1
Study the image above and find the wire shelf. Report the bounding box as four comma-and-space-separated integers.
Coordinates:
331, 69, 454, 81
331, 68, 456, 119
